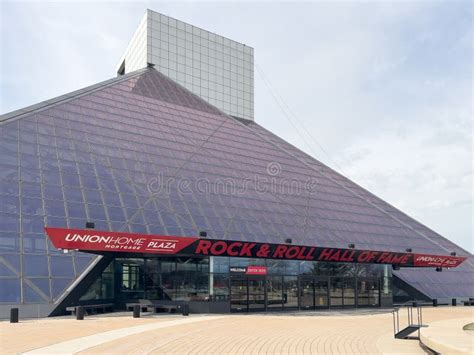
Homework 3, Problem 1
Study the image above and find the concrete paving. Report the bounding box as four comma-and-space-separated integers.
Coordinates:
0, 307, 472, 354
420, 317, 474, 354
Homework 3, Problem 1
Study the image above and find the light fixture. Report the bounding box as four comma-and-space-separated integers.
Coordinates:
285, 238, 292, 244
450, 252, 456, 257
405, 248, 412, 253
348, 243, 355, 249
392, 265, 400, 271
85, 222, 95, 229
199, 231, 208, 238
435, 267, 443, 272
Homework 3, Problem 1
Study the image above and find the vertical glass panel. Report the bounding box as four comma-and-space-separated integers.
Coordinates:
230, 278, 247, 312
23, 233, 47, 253
51, 278, 72, 299
21, 215, 44, 233
343, 278, 355, 307
24, 254, 49, 277
330, 277, 343, 307
50, 255, 75, 277
283, 276, 298, 308
0, 232, 20, 252
211, 273, 229, 301
29, 277, 51, 299
248, 278, 265, 311
267, 275, 283, 310
0, 278, 21, 302
315, 278, 329, 308
300, 278, 314, 309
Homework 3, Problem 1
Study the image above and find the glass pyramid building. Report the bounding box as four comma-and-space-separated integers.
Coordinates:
0, 66, 472, 317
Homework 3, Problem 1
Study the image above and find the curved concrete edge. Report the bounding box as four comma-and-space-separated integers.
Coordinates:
420, 317, 474, 355
22, 315, 224, 354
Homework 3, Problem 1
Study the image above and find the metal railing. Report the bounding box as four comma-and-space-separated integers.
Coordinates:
391, 300, 429, 339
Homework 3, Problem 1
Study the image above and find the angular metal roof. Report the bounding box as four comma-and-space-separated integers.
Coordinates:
1, 67, 472, 301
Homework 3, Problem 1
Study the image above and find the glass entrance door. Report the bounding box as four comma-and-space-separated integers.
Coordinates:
300, 278, 315, 309
314, 279, 329, 308
230, 277, 266, 312
248, 278, 265, 312
230, 278, 248, 312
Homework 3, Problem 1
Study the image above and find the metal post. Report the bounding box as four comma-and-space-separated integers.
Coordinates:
76, 306, 84, 320
182, 304, 189, 316
133, 305, 140, 318
392, 311, 397, 337
396, 309, 399, 332
10, 308, 19, 323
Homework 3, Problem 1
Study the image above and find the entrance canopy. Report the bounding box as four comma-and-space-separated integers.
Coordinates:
45, 227, 466, 268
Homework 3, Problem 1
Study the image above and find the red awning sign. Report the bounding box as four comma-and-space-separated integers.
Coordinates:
44, 227, 467, 268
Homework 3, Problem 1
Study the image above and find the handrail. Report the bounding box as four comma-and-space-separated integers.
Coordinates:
391, 300, 427, 339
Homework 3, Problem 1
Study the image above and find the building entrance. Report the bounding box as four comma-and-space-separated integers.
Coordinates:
300, 277, 329, 309
230, 276, 266, 312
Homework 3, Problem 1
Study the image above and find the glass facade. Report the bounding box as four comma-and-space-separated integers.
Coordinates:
120, 10, 255, 120
79, 256, 392, 312
1, 62, 471, 316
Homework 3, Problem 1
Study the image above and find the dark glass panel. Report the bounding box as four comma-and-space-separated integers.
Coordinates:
87, 204, 107, 221
66, 201, 86, 219
106, 206, 126, 222
0, 213, 19, 232
44, 199, 66, 217
43, 184, 64, 200
84, 189, 103, 205
130, 224, 147, 233
50, 255, 75, 277
21, 182, 42, 199
0, 194, 19, 213
0, 139, 18, 165
51, 278, 73, 299
1, 179, 19, 196
0, 164, 18, 180
103, 191, 122, 206
21, 197, 43, 215
42, 170, 61, 185
29, 277, 52, 299
0, 232, 20, 252
20, 153, 40, 169
148, 224, 166, 234
211, 273, 229, 301
98, 178, 118, 193
21, 215, 44, 233
74, 256, 94, 274
21, 168, 41, 183
166, 227, 183, 236
81, 175, 99, 190
19, 142, 37, 155
62, 172, 81, 187
24, 254, 49, 277
47, 216, 68, 228
24, 281, 48, 302
283, 276, 298, 308
63, 187, 84, 203
0, 278, 21, 302
23, 233, 47, 253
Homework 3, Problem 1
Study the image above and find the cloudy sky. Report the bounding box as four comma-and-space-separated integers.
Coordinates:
1, 1, 472, 252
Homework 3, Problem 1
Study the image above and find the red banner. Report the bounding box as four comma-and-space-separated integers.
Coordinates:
44, 227, 467, 268
413, 254, 465, 267
45, 227, 196, 255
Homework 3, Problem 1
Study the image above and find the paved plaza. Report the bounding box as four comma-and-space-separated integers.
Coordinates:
1, 307, 472, 354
